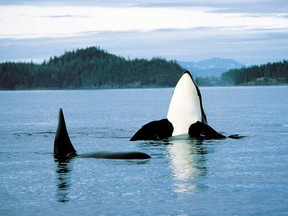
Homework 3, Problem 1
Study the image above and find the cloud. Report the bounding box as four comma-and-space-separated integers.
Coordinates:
1, 27, 287, 64
1, 4, 288, 39
3, 0, 288, 14
40, 15, 90, 18
0, 0, 288, 64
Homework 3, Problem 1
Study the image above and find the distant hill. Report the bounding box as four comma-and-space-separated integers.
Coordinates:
1, 47, 286, 89
180, 58, 288, 86
221, 60, 288, 85
178, 58, 244, 77
0, 47, 184, 90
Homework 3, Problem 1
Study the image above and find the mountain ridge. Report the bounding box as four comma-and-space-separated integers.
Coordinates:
178, 58, 244, 77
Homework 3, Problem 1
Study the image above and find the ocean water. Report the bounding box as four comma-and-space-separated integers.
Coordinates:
0, 86, 287, 215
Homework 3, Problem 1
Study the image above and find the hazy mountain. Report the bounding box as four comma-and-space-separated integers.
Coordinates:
178, 58, 244, 77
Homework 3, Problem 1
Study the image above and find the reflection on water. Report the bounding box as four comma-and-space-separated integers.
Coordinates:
55, 161, 73, 203
167, 137, 208, 193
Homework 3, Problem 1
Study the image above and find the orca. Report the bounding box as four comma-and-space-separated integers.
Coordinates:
54, 108, 151, 162
130, 71, 242, 141
130, 119, 173, 141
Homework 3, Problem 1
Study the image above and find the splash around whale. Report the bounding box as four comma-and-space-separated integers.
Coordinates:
130, 71, 243, 141
54, 108, 151, 162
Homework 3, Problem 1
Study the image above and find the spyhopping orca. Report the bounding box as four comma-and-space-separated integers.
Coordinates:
130, 71, 242, 141
54, 108, 151, 162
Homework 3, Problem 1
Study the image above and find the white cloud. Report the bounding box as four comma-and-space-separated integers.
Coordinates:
1, 5, 288, 38
1, 27, 287, 64
0, 1, 288, 64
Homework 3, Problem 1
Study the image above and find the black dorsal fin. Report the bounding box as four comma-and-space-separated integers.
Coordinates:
54, 108, 77, 160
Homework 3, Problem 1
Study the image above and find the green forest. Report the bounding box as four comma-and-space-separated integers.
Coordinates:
0, 46, 287, 89
220, 60, 288, 85
0, 47, 183, 90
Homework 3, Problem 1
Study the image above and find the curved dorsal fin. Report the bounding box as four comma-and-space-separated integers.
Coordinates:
54, 108, 77, 160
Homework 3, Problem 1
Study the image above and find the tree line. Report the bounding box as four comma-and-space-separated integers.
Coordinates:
220, 60, 288, 85
1, 46, 287, 89
0, 47, 183, 90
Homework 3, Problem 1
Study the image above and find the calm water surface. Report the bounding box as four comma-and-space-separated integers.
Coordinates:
0, 87, 287, 215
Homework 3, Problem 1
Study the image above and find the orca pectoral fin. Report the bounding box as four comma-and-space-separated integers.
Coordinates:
54, 108, 77, 161
130, 118, 173, 141
188, 121, 226, 140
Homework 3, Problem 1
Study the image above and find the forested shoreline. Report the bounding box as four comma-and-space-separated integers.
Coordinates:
0, 47, 183, 90
221, 60, 288, 86
0, 46, 287, 90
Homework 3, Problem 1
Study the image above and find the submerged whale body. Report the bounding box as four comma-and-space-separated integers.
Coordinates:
54, 108, 151, 162
130, 71, 242, 141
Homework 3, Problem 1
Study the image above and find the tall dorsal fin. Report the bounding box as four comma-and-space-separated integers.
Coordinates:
54, 108, 77, 160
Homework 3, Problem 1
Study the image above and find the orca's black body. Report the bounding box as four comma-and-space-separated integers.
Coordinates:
130, 119, 173, 141
188, 121, 226, 140
130, 71, 242, 141
54, 109, 151, 162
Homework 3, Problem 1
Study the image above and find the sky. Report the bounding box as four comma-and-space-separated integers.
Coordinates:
0, 0, 288, 65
